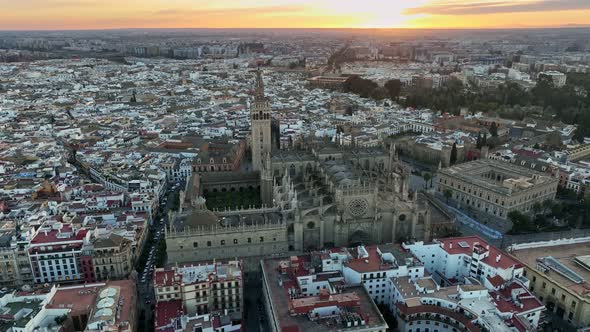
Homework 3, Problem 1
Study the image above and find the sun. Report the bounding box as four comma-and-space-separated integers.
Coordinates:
311, 0, 429, 28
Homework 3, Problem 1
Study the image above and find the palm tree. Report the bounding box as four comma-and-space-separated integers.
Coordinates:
443, 189, 453, 204
423, 172, 432, 189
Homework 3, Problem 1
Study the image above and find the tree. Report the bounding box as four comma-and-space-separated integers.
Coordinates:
508, 211, 535, 234
443, 189, 453, 204
542, 199, 554, 215
384, 79, 402, 101
343, 75, 379, 99
422, 172, 432, 189
532, 202, 543, 216
450, 143, 458, 165
370, 87, 387, 100
490, 122, 498, 137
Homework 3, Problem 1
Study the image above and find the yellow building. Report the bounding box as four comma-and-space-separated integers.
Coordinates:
92, 234, 134, 281
509, 239, 590, 328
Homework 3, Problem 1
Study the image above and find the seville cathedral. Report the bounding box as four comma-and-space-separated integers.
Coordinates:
165, 71, 453, 269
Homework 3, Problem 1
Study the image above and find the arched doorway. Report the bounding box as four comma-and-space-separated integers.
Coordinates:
349, 230, 371, 246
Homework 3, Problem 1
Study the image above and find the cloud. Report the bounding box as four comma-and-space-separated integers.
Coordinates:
405, 0, 590, 15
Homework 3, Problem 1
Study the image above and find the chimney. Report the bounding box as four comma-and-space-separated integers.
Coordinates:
496, 254, 501, 262
449, 242, 453, 249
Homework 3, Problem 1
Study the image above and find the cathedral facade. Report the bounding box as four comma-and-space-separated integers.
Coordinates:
165, 71, 446, 269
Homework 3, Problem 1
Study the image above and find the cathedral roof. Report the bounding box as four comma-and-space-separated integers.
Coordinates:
185, 209, 219, 227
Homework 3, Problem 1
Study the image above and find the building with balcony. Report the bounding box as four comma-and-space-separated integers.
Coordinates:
153, 259, 243, 331
28, 221, 90, 284
398, 236, 545, 331
91, 234, 133, 281
509, 237, 590, 328
0, 231, 33, 288
437, 159, 558, 219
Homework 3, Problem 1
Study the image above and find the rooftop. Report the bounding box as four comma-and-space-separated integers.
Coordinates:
438, 236, 522, 270
261, 255, 387, 332
510, 238, 590, 297
439, 159, 558, 195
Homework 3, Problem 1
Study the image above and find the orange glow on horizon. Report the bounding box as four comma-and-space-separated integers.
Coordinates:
1, 0, 589, 30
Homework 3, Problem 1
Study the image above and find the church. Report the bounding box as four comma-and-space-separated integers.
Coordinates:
165, 70, 453, 269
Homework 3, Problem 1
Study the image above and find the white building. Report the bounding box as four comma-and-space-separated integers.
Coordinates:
539, 71, 567, 87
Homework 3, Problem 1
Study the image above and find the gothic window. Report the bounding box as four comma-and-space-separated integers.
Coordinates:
307, 222, 315, 229
399, 214, 407, 221
348, 198, 369, 217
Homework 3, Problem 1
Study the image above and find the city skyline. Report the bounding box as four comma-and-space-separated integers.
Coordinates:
2, 0, 590, 31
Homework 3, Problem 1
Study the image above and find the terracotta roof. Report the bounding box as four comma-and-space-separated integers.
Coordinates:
155, 300, 183, 329
439, 236, 521, 270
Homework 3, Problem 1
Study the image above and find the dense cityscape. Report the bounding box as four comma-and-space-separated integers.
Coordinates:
1, 23, 590, 332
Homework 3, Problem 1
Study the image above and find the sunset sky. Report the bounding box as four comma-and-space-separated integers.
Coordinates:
1, 0, 590, 30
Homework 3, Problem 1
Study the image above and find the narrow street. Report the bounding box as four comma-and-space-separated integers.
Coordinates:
243, 271, 270, 332
136, 182, 183, 332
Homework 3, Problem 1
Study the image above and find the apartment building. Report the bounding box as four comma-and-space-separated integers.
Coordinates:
28, 221, 90, 284
153, 260, 243, 330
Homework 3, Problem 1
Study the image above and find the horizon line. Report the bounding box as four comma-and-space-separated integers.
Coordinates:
1, 25, 590, 33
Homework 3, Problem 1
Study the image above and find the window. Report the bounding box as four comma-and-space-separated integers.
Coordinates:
260, 237, 264, 242
207, 241, 212, 247
193, 242, 198, 248
247, 238, 252, 243
233, 239, 238, 244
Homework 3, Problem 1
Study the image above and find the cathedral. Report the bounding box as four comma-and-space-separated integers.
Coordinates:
165, 70, 452, 269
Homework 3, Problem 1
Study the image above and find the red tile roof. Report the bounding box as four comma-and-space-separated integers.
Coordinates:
155, 300, 183, 329
154, 270, 176, 287
30, 225, 87, 248
491, 282, 544, 314
288, 292, 361, 315
487, 275, 505, 288
345, 246, 395, 273
439, 236, 522, 270
395, 303, 481, 332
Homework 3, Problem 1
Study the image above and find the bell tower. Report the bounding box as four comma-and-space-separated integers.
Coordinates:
251, 70, 272, 171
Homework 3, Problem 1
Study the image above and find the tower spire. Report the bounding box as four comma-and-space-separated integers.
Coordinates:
251, 69, 272, 172
255, 69, 265, 100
